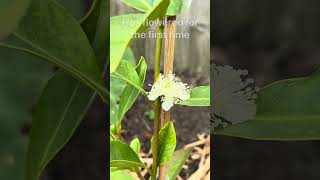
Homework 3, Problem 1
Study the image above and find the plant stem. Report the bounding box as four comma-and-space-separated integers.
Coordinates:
135, 169, 144, 180
151, 24, 164, 180
159, 15, 177, 180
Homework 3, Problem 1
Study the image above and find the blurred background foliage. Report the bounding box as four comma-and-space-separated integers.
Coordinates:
213, 0, 320, 85
214, 0, 320, 49
111, 0, 210, 75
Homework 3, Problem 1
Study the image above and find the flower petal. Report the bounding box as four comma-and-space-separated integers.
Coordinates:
162, 98, 174, 111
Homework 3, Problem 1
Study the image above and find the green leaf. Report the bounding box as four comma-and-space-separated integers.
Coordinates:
56, 0, 85, 20
147, 0, 193, 15
26, 1, 109, 179
26, 71, 96, 180
178, 86, 210, 106
166, 0, 193, 15
110, 125, 117, 140
80, 0, 101, 43
130, 138, 141, 155
110, 170, 135, 180
215, 70, 320, 140
0, 48, 52, 180
110, 77, 126, 125
118, 57, 147, 126
111, 60, 146, 95
121, 0, 152, 12
110, 0, 170, 73
110, 140, 145, 169
90, 0, 109, 70
0, 0, 107, 102
0, 0, 30, 40
110, 50, 137, 126
152, 122, 177, 165
166, 148, 192, 180
123, 48, 137, 66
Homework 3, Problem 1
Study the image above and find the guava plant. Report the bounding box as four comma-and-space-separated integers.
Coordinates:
0, 0, 108, 179
110, 0, 210, 179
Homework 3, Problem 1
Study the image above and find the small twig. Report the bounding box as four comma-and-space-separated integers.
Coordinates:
141, 117, 152, 132
184, 139, 208, 149
188, 155, 210, 180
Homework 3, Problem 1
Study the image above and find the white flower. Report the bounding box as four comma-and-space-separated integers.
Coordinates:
148, 73, 190, 111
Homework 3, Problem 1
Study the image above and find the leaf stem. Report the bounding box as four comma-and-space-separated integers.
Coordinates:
151, 23, 164, 180
135, 168, 144, 180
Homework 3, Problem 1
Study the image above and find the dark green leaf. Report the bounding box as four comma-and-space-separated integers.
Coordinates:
110, 140, 145, 169
91, 0, 109, 72
0, 48, 52, 180
26, 1, 109, 179
0, 0, 30, 40
56, 0, 85, 20
110, 0, 170, 73
215, 70, 320, 140
26, 71, 96, 180
166, 148, 192, 180
178, 86, 210, 106
79, 0, 100, 43
0, 0, 107, 102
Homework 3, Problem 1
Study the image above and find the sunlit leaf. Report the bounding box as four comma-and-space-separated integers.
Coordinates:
111, 60, 146, 95
118, 57, 147, 127
166, 148, 192, 180
110, 0, 170, 73
148, 0, 193, 15
110, 170, 135, 180
130, 138, 141, 155
152, 122, 177, 165
110, 48, 136, 126
121, 0, 152, 12
110, 140, 145, 169
178, 86, 210, 106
